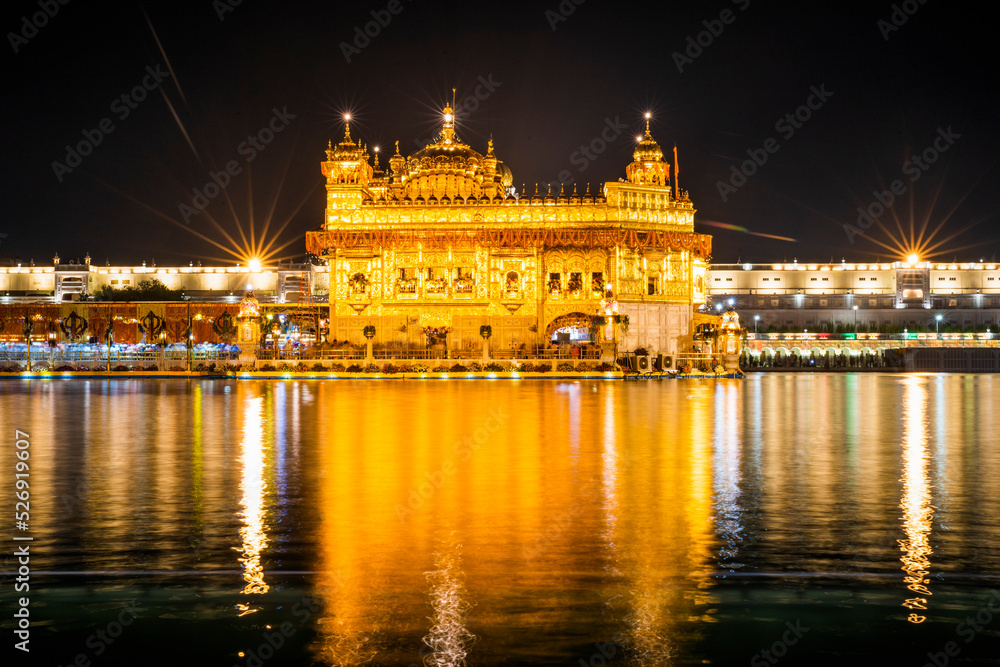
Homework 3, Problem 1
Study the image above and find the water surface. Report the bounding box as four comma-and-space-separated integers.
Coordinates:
1, 375, 999, 665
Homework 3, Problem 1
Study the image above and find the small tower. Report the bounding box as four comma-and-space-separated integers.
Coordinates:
626, 113, 670, 189
321, 115, 374, 224
237, 288, 262, 367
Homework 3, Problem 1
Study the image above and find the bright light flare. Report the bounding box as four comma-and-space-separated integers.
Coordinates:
907, 253, 919, 264
248, 258, 262, 272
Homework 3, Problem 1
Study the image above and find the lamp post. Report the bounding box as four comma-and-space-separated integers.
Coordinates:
186, 328, 194, 373
363, 325, 376, 364
754, 314, 760, 336
935, 314, 943, 340
853, 305, 858, 333
479, 325, 492, 363
158, 331, 167, 370
105, 308, 113, 373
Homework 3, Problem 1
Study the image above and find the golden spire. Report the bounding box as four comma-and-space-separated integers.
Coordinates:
627, 112, 669, 186
394, 140, 401, 156
343, 114, 352, 142
486, 137, 494, 156
440, 90, 457, 144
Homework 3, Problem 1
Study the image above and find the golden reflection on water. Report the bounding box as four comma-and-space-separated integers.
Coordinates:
899, 376, 934, 623
5, 376, 1000, 663
236, 389, 270, 608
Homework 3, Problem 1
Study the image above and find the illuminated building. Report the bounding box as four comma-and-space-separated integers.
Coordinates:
305, 104, 711, 354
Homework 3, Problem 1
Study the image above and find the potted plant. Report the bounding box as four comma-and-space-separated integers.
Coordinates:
348, 272, 370, 293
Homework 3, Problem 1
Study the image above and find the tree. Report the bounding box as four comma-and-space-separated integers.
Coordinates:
92, 279, 183, 302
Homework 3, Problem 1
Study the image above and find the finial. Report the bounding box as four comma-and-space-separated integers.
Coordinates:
573, 183, 578, 195
343, 114, 352, 141
547, 184, 552, 196
559, 184, 564, 196
586, 183, 590, 194
394, 140, 401, 156
487, 136, 494, 156
534, 183, 539, 196
644, 111, 652, 138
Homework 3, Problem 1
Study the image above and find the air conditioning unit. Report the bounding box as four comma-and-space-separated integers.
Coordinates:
636, 355, 651, 372
661, 355, 673, 370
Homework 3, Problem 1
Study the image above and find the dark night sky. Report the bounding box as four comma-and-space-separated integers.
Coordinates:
3, 0, 998, 266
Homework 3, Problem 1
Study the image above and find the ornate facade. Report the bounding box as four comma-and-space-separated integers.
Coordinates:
306, 104, 711, 354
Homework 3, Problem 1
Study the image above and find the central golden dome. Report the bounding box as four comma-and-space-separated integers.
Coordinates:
394, 100, 510, 201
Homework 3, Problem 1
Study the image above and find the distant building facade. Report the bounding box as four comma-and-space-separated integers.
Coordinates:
706, 260, 1000, 332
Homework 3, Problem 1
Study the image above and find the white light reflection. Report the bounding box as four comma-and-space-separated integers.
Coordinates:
712, 383, 745, 573
422, 541, 476, 666
899, 376, 933, 623
235, 395, 269, 612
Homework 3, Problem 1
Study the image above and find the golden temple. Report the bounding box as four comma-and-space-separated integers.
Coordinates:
305, 102, 711, 355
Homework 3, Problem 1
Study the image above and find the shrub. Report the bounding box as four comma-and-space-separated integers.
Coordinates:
595, 362, 616, 372
294, 362, 310, 372
432, 365, 450, 372
1, 364, 22, 372
468, 361, 483, 372
75, 365, 89, 372
330, 363, 345, 371
575, 362, 593, 371
557, 362, 575, 372
484, 362, 505, 372
449, 363, 468, 372
382, 363, 400, 374
146, 365, 158, 371
634, 347, 649, 356
278, 363, 293, 372
681, 364, 693, 374
169, 365, 186, 371
311, 363, 325, 372
259, 364, 276, 371
346, 364, 364, 372
114, 365, 130, 372
55, 364, 75, 371
410, 363, 429, 372
364, 363, 380, 373
225, 363, 242, 372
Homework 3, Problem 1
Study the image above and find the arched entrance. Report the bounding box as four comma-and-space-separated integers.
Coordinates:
545, 312, 594, 342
